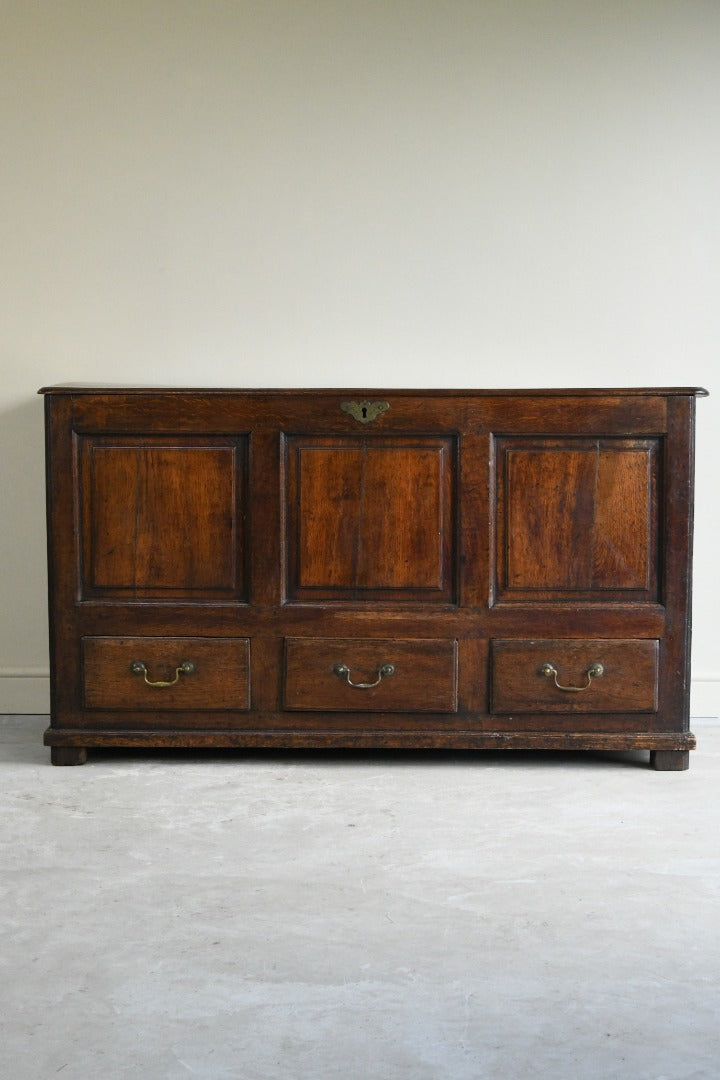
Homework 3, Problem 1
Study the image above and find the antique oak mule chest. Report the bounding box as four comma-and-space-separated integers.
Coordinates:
41, 386, 705, 768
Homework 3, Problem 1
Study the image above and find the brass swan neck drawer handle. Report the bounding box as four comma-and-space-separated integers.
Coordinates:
333, 662, 395, 689
540, 662, 604, 692
130, 660, 196, 688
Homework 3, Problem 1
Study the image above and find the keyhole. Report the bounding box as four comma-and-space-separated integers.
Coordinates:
361, 406, 368, 419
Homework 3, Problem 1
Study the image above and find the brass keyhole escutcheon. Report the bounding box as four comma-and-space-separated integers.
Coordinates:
340, 401, 390, 424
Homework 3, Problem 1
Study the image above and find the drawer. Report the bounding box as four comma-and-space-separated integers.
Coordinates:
284, 637, 458, 712
491, 639, 659, 713
82, 637, 250, 711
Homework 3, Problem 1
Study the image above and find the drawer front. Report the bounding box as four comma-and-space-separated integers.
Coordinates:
284, 637, 458, 713
491, 639, 659, 713
82, 637, 250, 711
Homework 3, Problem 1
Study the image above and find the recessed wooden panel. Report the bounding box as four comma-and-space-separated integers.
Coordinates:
80, 437, 247, 600
82, 636, 250, 711
284, 637, 458, 712
491, 638, 659, 713
286, 436, 456, 602
495, 438, 659, 601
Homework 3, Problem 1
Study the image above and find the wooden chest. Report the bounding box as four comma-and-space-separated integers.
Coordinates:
41, 386, 706, 769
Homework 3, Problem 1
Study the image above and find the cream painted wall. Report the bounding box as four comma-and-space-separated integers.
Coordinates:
1, 1, 718, 714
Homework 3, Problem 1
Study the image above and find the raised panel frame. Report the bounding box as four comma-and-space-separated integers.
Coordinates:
284, 434, 458, 604
494, 436, 661, 604
77, 434, 249, 602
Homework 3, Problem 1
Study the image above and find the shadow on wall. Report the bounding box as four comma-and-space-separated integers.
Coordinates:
0, 394, 50, 682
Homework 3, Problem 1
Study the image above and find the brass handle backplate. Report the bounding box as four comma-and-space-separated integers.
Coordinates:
130, 660, 196, 688
333, 662, 395, 689
540, 662, 604, 693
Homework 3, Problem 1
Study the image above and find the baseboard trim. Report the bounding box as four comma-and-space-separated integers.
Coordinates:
0, 675, 50, 714
690, 677, 720, 719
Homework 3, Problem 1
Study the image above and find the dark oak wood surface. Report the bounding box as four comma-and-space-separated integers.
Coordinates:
284, 637, 458, 713
40, 386, 705, 769
490, 638, 659, 713
80, 436, 246, 599
286, 435, 455, 602
497, 438, 658, 599
82, 636, 250, 712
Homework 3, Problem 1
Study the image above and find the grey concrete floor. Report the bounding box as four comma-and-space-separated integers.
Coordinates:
1, 716, 719, 1080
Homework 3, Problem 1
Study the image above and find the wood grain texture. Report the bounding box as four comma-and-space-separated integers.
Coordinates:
43, 727, 696, 752
491, 639, 659, 713
284, 637, 458, 712
286, 435, 455, 601
80, 436, 246, 599
83, 637, 250, 711
496, 438, 658, 601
